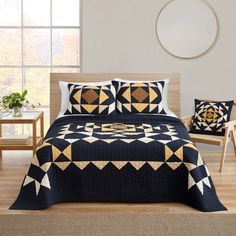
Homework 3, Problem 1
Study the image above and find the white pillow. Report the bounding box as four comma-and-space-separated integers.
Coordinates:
113, 78, 176, 117
58, 80, 112, 117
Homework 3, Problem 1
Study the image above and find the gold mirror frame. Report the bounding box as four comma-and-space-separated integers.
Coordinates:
155, 0, 219, 59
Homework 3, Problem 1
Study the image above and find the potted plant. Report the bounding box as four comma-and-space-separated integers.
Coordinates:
2, 90, 28, 117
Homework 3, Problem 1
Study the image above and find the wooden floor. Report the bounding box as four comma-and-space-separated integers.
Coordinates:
1, 150, 236, 215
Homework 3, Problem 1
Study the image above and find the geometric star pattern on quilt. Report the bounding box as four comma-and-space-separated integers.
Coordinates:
52, 123, 181, 145
31, 154, 210, 195
24, 121, 211, 196
191, 99, 234, 136
165, 146, 183, 161
114, 81, 166, 114
164, 142, 198, 162
26, 154, 210, 196
52, 144, 72, 161
188, 165, 211, 195
65, 84, 116, 115
23, 173, 51, 196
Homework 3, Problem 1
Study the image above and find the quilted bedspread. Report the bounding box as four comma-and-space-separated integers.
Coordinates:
11, 115, 226, 211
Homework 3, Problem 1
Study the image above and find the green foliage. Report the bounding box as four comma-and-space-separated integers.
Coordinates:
2, 90, 28, 110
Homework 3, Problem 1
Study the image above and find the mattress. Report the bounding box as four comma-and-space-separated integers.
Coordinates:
11, 114, 226, 212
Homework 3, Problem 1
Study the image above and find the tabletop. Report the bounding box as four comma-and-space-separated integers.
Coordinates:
0, 111, 43, 123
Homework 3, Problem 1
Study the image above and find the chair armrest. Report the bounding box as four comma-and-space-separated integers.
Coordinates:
224, 120, 236, 130
181, 115, 194, 130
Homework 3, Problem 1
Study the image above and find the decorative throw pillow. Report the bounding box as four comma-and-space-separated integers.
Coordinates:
59, 80, 112, 116
64, 84, 116, 115
190, 99, 234, 136
113, 80, 166, 114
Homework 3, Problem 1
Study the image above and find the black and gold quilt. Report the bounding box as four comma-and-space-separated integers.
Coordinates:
11, 115, 226, 212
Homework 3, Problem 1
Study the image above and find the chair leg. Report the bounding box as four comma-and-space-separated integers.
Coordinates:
231, 130, 236, 157
219, 132, 229, 173
219, 143, 228, 173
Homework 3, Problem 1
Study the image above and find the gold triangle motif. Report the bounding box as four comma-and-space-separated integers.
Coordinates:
73, 89, 82, 103
62, 145, 72, 161
54, 162, 70, 171
41, 162, 52, 172
184, 163, 196, 171
92, 161, 109, 170
174, 147, 183, 161
122, 87, 131, 102
99, 90, 109, 104
148, 162, 164, 171
52, 146, 61, 161
129, 161, 146, 170
166, 162, 182, 170
165, 146, 174, 161
74, 161, 90, 170
82, 105, 98, 113
32, 155, 40, 167
112, 161, 128, 170
132, 103, 148, 112
149, 87, 158, 103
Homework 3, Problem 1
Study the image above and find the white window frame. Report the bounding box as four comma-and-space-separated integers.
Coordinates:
0, 0, 82, 108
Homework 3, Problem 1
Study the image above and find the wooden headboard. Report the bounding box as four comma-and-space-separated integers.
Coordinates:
50, 73, 181, 123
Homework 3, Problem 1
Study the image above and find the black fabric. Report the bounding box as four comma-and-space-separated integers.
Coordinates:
64, 83, 116, 115
190, 99, 234, 136
112, 80, 167, 114
11, 114, 226, 212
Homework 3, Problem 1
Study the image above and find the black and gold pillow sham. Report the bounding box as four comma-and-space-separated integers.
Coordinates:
65, 84, 116, 115
190, 99, 234, 136
113, 80, 166, 114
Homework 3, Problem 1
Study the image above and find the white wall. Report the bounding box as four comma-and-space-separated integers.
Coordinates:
81, 0, 236, 116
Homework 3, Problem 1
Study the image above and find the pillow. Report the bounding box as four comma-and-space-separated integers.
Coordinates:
113, 80, 166, 114
64, 83, 116, 115
59, 80, 112, 116
190, 99, 234, 136
113, 78, 176, 116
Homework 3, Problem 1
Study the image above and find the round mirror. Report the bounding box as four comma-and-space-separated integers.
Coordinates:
156, 0, 218, 59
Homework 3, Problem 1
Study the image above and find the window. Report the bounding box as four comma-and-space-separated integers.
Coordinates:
0, 0, 80, 134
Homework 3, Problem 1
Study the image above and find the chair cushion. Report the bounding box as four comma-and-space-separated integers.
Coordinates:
190, 99, 234, 136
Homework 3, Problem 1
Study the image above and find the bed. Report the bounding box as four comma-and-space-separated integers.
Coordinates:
11, 73, 226, 212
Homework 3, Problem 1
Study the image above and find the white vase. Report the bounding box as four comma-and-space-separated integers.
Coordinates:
12, 107, 22, 117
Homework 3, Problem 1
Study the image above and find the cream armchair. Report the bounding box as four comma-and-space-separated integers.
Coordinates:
181, 102, 236, 172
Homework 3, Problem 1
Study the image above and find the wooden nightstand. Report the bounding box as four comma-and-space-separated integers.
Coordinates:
0, 111, 44, 160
